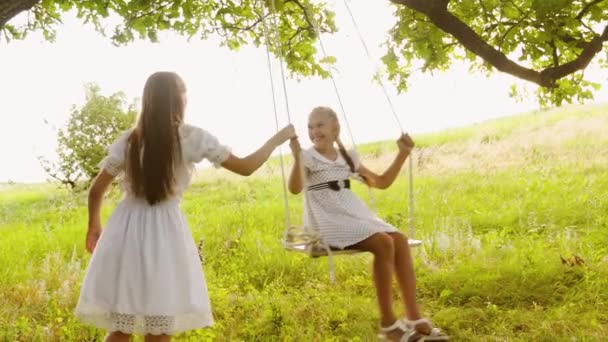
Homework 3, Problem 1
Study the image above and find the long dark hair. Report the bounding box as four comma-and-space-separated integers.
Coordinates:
126, 72, 186, 205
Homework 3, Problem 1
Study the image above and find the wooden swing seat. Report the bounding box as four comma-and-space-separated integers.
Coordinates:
283, 225, 423, 258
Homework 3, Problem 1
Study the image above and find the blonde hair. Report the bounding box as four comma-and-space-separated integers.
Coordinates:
310, 106, 357, 173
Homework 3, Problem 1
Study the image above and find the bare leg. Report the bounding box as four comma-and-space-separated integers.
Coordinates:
349, 232, 400, 339
388, 232, 421, 318
144, 334, 171, 342
104, 332, 131, 342
389, 232, 433, 335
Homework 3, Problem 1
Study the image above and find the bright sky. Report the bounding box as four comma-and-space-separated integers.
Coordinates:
1, 1, 607, 183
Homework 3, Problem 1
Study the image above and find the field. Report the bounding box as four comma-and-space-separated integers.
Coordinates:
1, 103, 607, 341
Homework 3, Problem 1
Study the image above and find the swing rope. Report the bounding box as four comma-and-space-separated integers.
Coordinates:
341, 0, 417, 241
261, 0, 340, 282
342, 0, 404, 132
260, 9, 292, 237
309, 21, 357, 149
260, 0, 421, 282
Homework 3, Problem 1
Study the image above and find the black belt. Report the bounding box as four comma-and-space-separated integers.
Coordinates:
308, 179, 350, 191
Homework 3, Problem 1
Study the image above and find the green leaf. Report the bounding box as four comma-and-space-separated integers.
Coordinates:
1, 0, 606, 108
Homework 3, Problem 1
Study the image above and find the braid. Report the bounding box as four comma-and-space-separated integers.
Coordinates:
336, 138, 356, 173
337, 138, 368, 184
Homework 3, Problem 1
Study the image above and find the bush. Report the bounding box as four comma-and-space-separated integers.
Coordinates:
40, 83, 136, 189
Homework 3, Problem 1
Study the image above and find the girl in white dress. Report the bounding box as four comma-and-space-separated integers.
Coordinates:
75, 71, 296, 342
287, 106, 448, 342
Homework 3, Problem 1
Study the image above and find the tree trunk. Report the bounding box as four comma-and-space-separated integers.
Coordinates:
0, 0, 40, 29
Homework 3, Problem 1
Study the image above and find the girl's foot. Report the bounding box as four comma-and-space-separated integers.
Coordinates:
403, 318, 449, 341
379, 319, 424, 341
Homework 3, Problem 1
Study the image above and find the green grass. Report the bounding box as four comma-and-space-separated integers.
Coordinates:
1, 103, 608, 341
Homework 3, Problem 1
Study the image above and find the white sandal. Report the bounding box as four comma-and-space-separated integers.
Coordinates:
402, 318, 449, 341
378, 319, 424, 342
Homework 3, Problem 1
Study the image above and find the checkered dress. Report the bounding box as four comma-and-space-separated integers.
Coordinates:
302, 147, 399, 249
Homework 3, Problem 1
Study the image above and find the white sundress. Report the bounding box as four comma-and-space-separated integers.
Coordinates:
75, 123, 231, 335
301, 147, 399, 249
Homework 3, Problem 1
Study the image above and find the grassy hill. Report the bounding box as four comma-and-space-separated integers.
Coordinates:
1, 103, 607, 341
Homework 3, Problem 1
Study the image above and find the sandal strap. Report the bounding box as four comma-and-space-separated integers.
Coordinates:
403, 318, 449, 339
429, 327, 444, 335
401, 330, 425, 342
379, 319, 408, 333
379, 321, 425, 342
404, 318, 431, 328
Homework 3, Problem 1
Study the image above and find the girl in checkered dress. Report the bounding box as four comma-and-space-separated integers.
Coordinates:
288, 106, 448, 342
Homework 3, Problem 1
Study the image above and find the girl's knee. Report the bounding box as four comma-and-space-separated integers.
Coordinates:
370, 233, 395, 258
389, 232, 409, 247
389, 232, 413, 255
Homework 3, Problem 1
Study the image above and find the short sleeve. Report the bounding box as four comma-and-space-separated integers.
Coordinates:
98, 130, 132, 176
300, 149, 314, 169
182, 125, 231, 167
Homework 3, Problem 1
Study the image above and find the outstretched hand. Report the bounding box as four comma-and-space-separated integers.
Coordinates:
274, 124, 297, 146
397, 133, 415, 153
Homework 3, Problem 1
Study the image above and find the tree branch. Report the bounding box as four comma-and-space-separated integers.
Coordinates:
506, 0, 525, 15
288, 26, 305, 46
285, 0, 315, 30
0, 0, 40, 29
576, 0, 606, 20
549, 39, 559, 67
477, 0, 496, 22
485, 20, 519, 32
542, 25, 608, 81
497, 14, 530, 52
38, 156, 78, 189
125, 1, 173, 26
578, 19, 596, 34
391, 0, 608, 88
393, 0, 548, 86
215, 12, 270, 32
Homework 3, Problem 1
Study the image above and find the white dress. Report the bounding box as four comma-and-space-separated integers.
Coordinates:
302, 147, 399, 249
75, 124, 231, 335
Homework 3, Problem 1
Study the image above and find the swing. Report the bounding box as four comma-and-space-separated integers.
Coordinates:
261, 0, 422, 279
